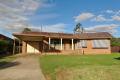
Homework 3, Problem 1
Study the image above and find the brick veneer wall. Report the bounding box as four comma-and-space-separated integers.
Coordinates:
82, 40, 111, 54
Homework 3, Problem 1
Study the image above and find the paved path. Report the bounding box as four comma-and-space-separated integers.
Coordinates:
0, 55, 46, 80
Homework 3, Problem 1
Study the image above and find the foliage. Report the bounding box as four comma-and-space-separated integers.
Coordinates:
0, 40, 9, 51
74, 23, 84, 33
0, 40, 13, 54
22, 28, 32, 33
111, 38, 120, 46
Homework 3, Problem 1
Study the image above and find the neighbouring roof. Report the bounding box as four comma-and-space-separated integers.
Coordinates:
0, 34, 13, 41
13, 31, 112, 39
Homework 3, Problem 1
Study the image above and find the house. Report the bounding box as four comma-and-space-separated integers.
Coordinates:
13, 31, 112, 55
0, 34, 13, 41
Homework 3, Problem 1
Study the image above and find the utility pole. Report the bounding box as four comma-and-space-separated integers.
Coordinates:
41, 25, 43, 32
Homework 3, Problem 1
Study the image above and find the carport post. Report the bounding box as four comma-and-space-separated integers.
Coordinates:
49, 37, 51, 50
72, 39, 74, 50
13, 38, 15, 55
19, 39, 21, 53
60, 38, 63, 50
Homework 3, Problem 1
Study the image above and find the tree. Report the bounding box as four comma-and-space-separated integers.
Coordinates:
0, 40, 9, 53
111, 38, 120, 46
74, 23, 84, 33
22, 28, 32, 33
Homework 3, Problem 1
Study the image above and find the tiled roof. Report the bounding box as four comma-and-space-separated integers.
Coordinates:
0, 34, 12, 40
76, 32, 112, 39
13, 31, 112, 39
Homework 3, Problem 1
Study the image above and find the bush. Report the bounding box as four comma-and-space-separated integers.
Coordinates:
0, 40, 10, 54
111, 38, 120, 46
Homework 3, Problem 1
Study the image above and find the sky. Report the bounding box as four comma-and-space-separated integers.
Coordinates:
0, 0, 120, 38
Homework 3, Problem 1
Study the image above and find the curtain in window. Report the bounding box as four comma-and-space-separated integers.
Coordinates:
92, 40, 109, 48
76, 40, 87, 49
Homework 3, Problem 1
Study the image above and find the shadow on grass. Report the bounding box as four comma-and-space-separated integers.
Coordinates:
0, 54, 13, 59
114, 57, 120, 60
0, 61, 20, 69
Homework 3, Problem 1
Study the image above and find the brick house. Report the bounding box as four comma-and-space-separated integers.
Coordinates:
13, 32, 112, 55
0, 34, 12, 41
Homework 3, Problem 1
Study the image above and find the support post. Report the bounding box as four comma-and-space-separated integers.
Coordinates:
13, 38, 15, 55
49, 37, 51, 50
22, 41, 27, 54
72, 39, 74, 50
19, 39, 21, 53
60, 38, 63, 50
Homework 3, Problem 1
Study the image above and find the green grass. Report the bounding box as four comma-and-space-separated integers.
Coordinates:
39, 53, 120, 80
0, 55, 16, 69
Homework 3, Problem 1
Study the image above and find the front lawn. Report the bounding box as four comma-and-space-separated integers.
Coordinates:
0, 55, 16, 69
39, 53, 120, 80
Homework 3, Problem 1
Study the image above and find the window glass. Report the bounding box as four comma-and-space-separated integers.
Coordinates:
76, 40, 87, 48
92, 40, 109, 48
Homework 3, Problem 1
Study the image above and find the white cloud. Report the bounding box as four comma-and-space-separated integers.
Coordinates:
0, 0, 41, 32
106, 10, 114, 14
74, 12, 95, 22
4, 21, 30, 32
112, 15, 120, 21
43, 23, 67, 32
30, 13, 59, 21
4, 22, 67, 33
85, 24, 119, 34
30, 23, 67, 33
0, 0, 40, 20
0, 0, 56, 33
92, 15, 107, 22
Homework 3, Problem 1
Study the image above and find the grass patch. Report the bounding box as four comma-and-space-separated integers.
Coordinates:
39, 53, 120, 80
0, 55, 16, 69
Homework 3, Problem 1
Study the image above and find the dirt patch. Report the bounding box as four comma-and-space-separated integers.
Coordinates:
55, 66, 120, 80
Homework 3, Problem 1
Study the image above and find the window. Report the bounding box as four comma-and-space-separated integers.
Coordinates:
50, 39, 60, 50
92, 40, 109, 48
51, 39, 60, 45
76, 40, 87, 48
81, 40, 87, 48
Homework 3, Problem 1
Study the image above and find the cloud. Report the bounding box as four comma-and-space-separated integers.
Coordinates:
74, 12, 95, 22
112, 15, 120, 21
85, 24, 119, 34
106, 10, 114, 14
29, 13, 59, 21
74, 10, 120, 22
4, 22, 67, 33
29, 23, 67, 33
4, 21, 30, 32
43, 23, 67, 32
0, 0, 40, 20
91, 15, 108, 22
0, 0, 56, 33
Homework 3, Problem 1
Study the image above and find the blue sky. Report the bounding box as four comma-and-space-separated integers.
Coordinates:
0, 0, 120, 38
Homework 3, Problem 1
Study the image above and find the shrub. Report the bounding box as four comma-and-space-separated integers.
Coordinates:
111, 38, 120, 46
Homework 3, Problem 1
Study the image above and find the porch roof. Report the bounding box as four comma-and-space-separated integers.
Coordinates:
13, 31, 112, 40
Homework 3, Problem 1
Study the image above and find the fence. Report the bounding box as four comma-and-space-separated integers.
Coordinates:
111, 46, 120, 53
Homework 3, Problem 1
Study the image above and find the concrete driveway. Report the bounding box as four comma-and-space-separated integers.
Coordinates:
0, 55, 46, 80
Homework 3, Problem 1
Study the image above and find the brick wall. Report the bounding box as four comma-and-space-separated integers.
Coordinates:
82, 40, 111, 54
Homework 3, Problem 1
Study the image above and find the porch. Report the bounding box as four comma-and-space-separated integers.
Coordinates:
13, 35, 84, 54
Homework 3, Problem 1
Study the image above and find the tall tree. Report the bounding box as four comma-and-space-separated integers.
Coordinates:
74, 23, 84, 33
22, 28, 32, 33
